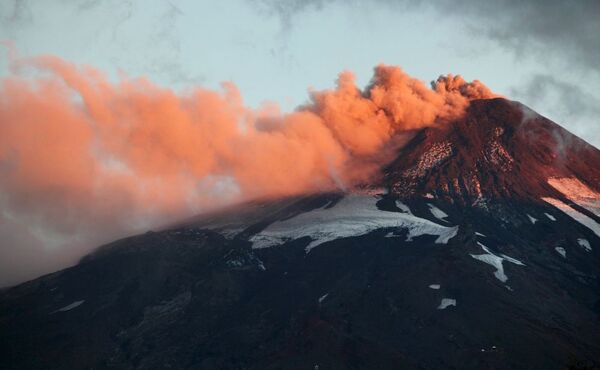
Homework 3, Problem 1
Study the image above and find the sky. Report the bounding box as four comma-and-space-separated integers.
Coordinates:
0, 0, 598, 287
2, 0, 598, 143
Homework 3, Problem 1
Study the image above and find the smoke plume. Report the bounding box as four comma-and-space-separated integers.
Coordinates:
0, 54, 494, 286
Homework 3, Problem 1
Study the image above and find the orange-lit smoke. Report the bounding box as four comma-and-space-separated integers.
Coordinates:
0, 54, 494, 284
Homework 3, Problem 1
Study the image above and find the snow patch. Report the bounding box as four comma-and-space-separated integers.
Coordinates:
577, 238, 592, 252
475, 232, 486, 237
226, 259, 244, 267
224, 250, 266, 270
527, 214, 538, 224
437, 298, 456, 309
405, 223, 458, 244
486, 138, 514, 171
543, 198, 600, 238
219, 228, 245, 239
250, 195, 459, 252
555, 247, 566, 258
470, 242, 524, 283
548, 178, 600, 217
393, 142, 453, 196
427, 203, 449, 222
406, 141, 453, 179
318, 294, 329, 304
54, 300, 85, 313
257, 259, 266, 271
545, 213, 556, 221
465, 171, 485, 207
395, 200, 412, 214
428, 284, 441, 290
499, 253, 525, 266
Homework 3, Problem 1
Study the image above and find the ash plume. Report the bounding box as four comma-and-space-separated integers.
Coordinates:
0, 54, 494, 286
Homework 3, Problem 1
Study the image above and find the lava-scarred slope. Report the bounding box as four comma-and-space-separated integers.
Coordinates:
386, 98, 600, 207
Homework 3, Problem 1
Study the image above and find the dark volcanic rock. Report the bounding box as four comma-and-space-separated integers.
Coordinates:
1, 99, 599, 369
386, 98, 600, 205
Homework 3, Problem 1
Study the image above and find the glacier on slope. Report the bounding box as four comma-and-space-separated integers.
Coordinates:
250, 195, 458, 252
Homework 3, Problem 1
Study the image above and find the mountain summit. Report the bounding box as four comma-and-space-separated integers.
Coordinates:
1, 98, 599, 370
386, 98, 600, 203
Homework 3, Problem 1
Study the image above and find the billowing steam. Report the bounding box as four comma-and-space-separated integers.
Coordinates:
0, 54, 495, 286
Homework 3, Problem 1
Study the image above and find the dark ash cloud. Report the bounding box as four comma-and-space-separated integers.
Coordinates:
252, 0, 600, 73
433, 0, 600, 73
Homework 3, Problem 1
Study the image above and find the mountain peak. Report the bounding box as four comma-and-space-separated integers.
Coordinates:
385, 98, 600, 205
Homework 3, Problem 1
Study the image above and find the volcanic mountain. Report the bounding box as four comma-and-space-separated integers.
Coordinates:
1, 98, 599, 369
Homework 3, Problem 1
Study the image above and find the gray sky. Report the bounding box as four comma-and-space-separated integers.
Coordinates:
1, 0, 598, 145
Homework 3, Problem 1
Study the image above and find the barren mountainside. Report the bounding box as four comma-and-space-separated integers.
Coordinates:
1, 98, 599, 370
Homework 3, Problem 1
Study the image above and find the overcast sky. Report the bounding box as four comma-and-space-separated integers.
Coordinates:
1, 0, 598, 146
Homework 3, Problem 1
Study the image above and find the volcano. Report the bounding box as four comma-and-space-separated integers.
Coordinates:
1, 98, 599, 369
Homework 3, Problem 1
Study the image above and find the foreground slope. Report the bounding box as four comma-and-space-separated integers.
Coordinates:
1, 98, 599, 369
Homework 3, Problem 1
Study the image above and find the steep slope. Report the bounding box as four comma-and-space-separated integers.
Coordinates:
386, 98, 600, 206
0, 98, 599, 370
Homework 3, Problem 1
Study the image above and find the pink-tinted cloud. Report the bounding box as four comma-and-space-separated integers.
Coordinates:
0, 54, 495, 285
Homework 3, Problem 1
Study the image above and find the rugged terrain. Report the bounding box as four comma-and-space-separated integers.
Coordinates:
1, 98, 599, 369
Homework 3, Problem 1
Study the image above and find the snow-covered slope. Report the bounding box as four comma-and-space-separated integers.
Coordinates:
250, 195, 458, 252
